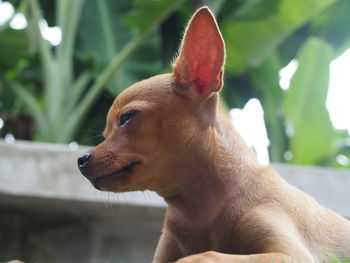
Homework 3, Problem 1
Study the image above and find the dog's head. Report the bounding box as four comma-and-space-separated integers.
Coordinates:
77, 7, 226, 196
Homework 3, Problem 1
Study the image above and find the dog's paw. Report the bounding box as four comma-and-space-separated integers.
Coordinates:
172, 251, 221, 263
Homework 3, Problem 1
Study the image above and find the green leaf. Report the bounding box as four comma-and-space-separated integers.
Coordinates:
336, 38, 350, 57
205, 0, 227, 16
311, 0, 350, 52
283, 37, 338, 165
234, 0, 281, 20
77, 0, 131, 71
77, 0, 163, 94
221, 0, 336, 73
124, 0, 180, 33
0, 28, 30, 70
251, 54, 286, 162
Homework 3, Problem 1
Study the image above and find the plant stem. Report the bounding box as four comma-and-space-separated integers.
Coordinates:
67, 71, 91, 115
57, 0, 85, 93
28, 0, 54, 118
98, 0, 121, 93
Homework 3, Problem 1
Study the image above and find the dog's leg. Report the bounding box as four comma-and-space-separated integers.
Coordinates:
153, 230, 183, 263
172, 252, 297, 263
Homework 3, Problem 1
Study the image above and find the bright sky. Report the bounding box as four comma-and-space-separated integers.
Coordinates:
0, 1, 349, 165
230, 99, 270, 164
327, 49, 350, 132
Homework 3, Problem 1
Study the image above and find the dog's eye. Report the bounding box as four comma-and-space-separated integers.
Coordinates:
119, 110, 138, 127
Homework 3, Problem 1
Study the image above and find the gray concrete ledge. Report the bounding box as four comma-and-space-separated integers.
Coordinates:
273, 163, 350, 218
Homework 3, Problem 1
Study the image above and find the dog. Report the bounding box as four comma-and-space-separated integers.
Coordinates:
78, 6, 350, 263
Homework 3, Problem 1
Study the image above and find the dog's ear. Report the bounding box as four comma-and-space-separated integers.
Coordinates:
173, 6, 225, 101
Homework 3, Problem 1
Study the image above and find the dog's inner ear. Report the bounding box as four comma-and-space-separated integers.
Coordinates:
173, 7, 225, 100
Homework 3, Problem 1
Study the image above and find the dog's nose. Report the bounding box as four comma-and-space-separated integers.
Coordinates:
77, 151, 93, 174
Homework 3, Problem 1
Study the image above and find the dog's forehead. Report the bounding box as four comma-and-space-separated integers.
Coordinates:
114, 73, 174, 109
104, 73, 177, 136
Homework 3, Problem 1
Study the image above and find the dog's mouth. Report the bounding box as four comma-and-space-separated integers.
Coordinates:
93, 161, 141, 190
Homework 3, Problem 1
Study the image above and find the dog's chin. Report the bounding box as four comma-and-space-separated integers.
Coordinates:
93, 162, 141, 191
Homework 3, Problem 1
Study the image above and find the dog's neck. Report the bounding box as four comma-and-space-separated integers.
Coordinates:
162, 115, 266, 226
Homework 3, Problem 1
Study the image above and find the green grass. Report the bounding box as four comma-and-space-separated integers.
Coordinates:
328, 252, 350, 263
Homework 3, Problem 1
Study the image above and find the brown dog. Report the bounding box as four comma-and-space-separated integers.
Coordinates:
78, 6, 350, 263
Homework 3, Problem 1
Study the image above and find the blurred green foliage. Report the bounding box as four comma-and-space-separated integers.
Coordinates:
0, 0, 349, 167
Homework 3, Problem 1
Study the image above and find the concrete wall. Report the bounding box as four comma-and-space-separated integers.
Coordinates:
0, 140, 349, 262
